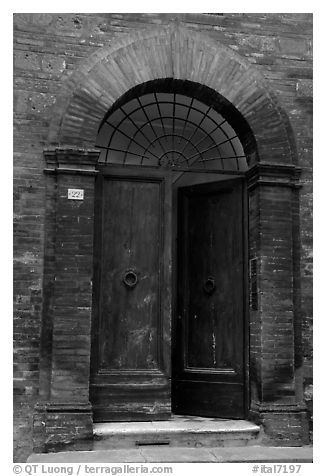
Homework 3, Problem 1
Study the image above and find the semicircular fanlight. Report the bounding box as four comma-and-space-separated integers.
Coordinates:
96, 92, 248, 171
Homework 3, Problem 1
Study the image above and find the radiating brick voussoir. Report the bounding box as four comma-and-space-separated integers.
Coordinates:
49, 24, 296, 165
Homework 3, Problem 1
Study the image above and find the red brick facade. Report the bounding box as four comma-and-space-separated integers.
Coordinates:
13, 13, 312, 461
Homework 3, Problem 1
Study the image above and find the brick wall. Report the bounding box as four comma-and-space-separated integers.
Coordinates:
13, 13, 313, 461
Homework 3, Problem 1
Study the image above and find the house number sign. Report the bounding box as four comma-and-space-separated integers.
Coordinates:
68, 189, 84, 200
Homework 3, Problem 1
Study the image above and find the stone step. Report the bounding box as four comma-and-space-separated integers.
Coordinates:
93, 417, 261, 450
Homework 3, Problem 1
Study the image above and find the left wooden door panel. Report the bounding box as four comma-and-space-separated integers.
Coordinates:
90, 170, 171, 421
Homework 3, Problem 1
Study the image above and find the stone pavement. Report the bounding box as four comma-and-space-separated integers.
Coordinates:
27, 445, 313, 463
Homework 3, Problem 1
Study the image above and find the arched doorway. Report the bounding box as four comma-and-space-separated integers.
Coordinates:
90, 79, 253, 421
37, 25, 307, 452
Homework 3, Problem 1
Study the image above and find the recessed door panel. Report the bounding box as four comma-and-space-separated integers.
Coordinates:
100, 179, 160, 371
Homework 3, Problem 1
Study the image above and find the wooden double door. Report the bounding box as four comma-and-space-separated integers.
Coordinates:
90, 167, 248, 421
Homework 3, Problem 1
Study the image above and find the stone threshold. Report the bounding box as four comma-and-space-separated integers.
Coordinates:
93, 417, 260, 437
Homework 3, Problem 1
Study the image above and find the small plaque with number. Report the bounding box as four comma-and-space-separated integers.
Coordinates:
68, 189, 84, 200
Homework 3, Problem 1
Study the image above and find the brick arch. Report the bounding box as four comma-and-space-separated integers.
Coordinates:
49, 24, 296, 165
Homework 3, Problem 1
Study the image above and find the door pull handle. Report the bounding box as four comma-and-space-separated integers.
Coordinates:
203, 276, 216, 295
123, 269, 138, 288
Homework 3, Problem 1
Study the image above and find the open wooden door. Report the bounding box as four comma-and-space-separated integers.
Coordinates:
173, 177, 247, 418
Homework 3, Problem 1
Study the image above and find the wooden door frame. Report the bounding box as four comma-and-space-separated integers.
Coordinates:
91, 164, 250, 419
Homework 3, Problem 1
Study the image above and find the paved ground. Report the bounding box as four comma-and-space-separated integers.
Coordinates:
27, 445, 313, 463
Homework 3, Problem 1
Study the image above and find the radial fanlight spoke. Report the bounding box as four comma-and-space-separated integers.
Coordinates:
96, 91, 248, 171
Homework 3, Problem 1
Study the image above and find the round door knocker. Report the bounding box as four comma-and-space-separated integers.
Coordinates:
203, 276, 216, 295
123, 269, 138, 289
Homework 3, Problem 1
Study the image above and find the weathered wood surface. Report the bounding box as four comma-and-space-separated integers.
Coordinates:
90, 169, 171, 421
173, 178, 246, 418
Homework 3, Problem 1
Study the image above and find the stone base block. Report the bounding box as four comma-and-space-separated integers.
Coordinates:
33, 402, 93, 453
249, 405, 309, 446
